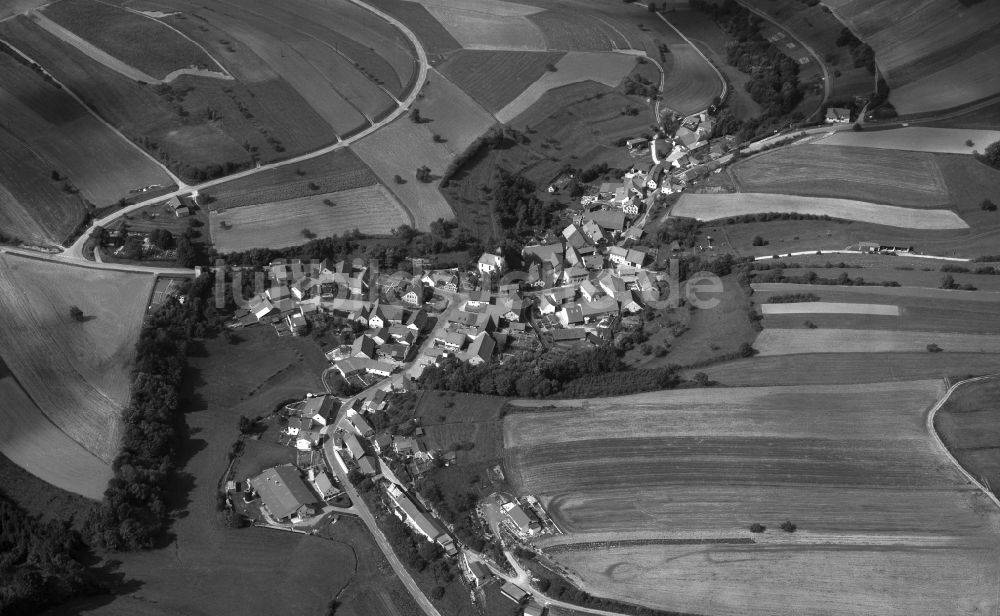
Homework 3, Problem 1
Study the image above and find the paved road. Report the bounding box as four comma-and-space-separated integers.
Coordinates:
61, 0, 430, 262
321, 441, 443, 616
0, 245, 196, 276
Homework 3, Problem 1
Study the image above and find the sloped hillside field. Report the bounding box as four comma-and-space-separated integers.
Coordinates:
503, 382, 1000, 616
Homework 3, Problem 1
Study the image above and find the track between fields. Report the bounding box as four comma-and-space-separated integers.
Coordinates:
926, 374, 1000, 512
57, 0, 430, 262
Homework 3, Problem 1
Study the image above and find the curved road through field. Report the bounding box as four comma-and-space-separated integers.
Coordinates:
926, 374, 1000, 512
29, 0, 432, 264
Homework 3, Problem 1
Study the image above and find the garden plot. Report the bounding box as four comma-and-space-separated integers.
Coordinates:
761, 302, 899, 316
673, 193, 968, 230
210, 185, 411, 252
496, 51, 637, 122
814, 127, 1000, 155
754, 329, 1000, 356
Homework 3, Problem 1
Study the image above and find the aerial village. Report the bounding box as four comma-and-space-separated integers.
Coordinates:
213, 117, 734, 612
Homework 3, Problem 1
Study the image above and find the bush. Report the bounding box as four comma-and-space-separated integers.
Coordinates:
780, 520, 797, 533
982, 199, 997, 212
393, 174, 405, 184
966, 139, 975, 147
926, 343, 942, 353
738, 342, 756, 357
751, 235, 767, 246
749, 523, 766, 533
302, 228, 317, 239
415, 166, 432, 183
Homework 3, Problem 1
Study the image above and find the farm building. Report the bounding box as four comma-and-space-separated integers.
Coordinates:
466, 332, 496, 365
551, 327, 586, 342
523, 601, 545, 616
300, 395, 335, 425
249, 465, 318, 522
372, 433, 392, 454
352, 335, 377, 359
295, 430, 322, 451
286, 417, 311, 436
334, 357, 394, 378
500, 582, 530, 603
347, 413, 374, 438
357, 455, 379, 476
503, 502, 541, 535
463, 555, 492, 587
386, 484, 449, 545
478, 252, 505, 275
312, 470, 340, 499
343, 432, 366, 460
826, 107, 851, 123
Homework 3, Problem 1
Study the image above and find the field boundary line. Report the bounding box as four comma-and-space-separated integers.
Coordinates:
62, 0, 430, 259
0, 36, 186, 188
926, 374, 1000, 512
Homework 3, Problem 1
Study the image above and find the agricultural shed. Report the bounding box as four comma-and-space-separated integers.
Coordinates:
501, 582, 530, 603
249, 465, 318, 521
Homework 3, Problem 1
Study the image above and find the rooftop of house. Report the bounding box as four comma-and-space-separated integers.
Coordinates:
249, 465, 317, 520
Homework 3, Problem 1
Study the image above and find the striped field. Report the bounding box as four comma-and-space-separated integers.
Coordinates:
754, 328, 1000, 356
761, 302, 899, 316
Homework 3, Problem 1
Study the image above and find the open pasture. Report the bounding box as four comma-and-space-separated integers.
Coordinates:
731, 145, 950, 206
496, 51, 636, 123
0, 53, 172, 209
697, 352, 1000, 386
204, 148, 377, 209
752, 281, 1000, 303
438, 50, 565, 114
411, 0, 546, 51
0, 254, 154, 463
415, 68, 497, 152
41, 0, 221, 80
815, 127, 1000, 155
824, 0, 1000, 114
352, 118, 454, 230
0, 129, 87, 246
210, 185, 411, 252
504, 381, 1000, 615
673, 193, 969, 229
753, 328, 1000, 356
0, 359, 111, 500
935, 377, 1000, 498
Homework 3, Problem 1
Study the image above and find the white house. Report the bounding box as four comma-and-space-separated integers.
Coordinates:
477, 252, 505, 275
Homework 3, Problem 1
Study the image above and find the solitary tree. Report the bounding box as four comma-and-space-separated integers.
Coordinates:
409, 108, 421, 123
780, 520, 797, 533
749, 523, 766, 533
69, 305, 85, 322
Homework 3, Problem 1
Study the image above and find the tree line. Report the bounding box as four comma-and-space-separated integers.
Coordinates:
0, 493, 105, 614
85, 274, 221, 550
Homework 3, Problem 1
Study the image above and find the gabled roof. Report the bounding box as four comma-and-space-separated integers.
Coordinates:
586, 210, 626, 231
352, 335, 376, 358
249, 465, 316, 520
467, 332, 495, 362
562, 304, 584, 324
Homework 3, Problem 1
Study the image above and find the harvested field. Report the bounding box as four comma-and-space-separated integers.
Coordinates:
415, 68, 496, 152
496, 51, 636, 123
210, 185, 411, 252
824, 0, 1000, 114
673, 193, 969, 229
935, 377, 1000, 499
525, 9, 627, 51
0, 254, 154, 463
364, 0, 461, 57
657, 43, 723, 116
754, 328, 1000, 356
698, 353, 1000, 386
730, 145, 950, 207
204, 148, 377, 209
0, 359, 111, 500
438, 50, 565, 113
751, 282, 1000, 304
504, 381, 1000, 615
814, 127, 1000, 154
760, 302, 899, 316
0, 129, 87, 246
413, 0, 546, 51
40, 0, 220, 80
0, 52, 171, 209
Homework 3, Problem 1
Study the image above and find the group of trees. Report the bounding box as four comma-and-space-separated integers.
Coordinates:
834, 27, 876, 73
491, 170, 560, 241
975, 140, 1000, 170
0, 494, 105, 615
439, 125, 526, 188
86, 274, 221, 550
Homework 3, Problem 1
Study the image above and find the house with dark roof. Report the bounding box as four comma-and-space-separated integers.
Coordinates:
249, 465, 318, 522
351, 335, 376, 360
466, 332, 496, 365
358, 455, 379, 476
343, 432, 366, 460
348, 413, 374, 438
